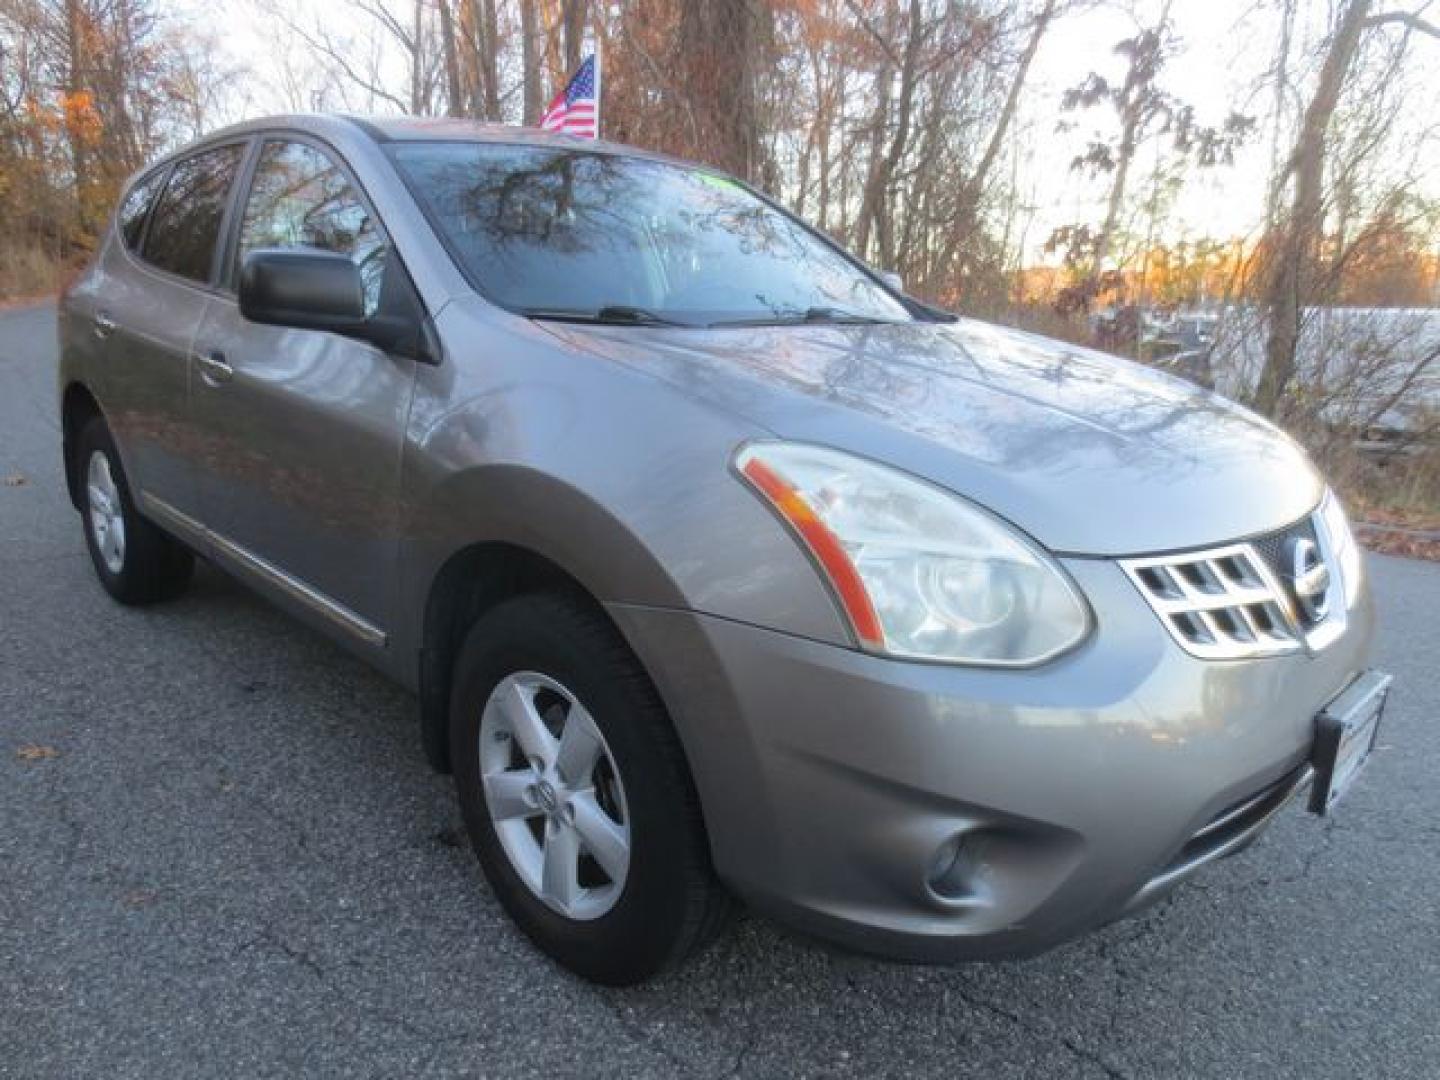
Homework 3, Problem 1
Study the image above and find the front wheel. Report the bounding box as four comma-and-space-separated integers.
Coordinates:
450, 592, 729, 985
76, 416, 194, 605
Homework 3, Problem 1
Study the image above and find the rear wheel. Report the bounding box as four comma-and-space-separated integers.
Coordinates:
450, 592, 729, 985
77, 417, 194, 604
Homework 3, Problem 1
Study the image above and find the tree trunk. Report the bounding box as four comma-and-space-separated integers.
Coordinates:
563, 0, 586, 72
480, 0, 500, 120
679, 0, 762, 180
62, 0, 90, 236
454, 0, 484, 116
853, 51, 891, 261
1091, 110, 1139, 276
862, 0, 923, 269
1263, 0, 1297, 232
971, 0, 1054, 197
1088, 4, 1174, 285
520, 0, 543, 124
437, 0, 464, 117
409, 0, 425, 114
1254, 0, 1372, 417
954, 0, 1056, 281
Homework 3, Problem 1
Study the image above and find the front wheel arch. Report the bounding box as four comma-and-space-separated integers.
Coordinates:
419, 541, 627, 774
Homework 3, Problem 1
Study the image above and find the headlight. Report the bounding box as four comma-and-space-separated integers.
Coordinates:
734, 442, 1091, 665
1318, 489, 1362, 605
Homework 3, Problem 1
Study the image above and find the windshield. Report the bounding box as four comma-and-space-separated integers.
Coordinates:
391, 142, 911, 327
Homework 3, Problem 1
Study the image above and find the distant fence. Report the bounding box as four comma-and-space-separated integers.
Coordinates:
1208, 306, 1440, 436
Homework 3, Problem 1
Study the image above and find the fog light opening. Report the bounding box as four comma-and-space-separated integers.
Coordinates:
926, 834, 979, 904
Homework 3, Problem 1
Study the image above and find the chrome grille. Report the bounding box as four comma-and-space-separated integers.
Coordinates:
1121, 538, 1305, 660
1249, 517, 1319, 584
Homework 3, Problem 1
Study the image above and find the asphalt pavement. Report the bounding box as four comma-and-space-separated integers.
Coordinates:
2, 302, 1437, 1079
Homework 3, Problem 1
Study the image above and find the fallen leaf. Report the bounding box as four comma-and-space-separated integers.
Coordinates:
1, 473, 26, 487
16, 744, 59, 761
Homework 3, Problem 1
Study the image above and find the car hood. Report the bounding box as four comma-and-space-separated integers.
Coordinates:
542, 316, 1322, 555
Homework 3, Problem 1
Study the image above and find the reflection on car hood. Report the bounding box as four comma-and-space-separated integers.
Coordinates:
543, 316, 1322, 555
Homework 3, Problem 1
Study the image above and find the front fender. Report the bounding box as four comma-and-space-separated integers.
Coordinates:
388, 302, 853, 685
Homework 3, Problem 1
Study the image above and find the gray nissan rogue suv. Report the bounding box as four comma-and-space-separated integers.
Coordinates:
57, 115, 1389, 985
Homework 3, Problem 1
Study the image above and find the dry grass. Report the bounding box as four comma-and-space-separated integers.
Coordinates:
0, 243, 71, 303
1313, 441, 1440, 560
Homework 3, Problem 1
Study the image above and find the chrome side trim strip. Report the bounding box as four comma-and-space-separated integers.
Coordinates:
139, 491, 208, 544
139, 492, 387, 648
208, 531, 389, 647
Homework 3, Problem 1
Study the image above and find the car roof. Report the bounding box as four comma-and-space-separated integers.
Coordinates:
168, 113, 692, 171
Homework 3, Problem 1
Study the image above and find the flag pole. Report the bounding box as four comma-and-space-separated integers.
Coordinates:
593, 39, 603, 140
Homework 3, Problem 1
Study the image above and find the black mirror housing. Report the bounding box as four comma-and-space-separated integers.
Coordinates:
239, 249, 368, 334
238, 248, 439, 363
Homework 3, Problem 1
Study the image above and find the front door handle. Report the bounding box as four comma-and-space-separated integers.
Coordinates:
94, 311, 118, 339
195, 349, 233, 385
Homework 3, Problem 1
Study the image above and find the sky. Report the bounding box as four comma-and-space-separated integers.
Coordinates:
1020, 2, 1438, 255
189, 0, 1440, 262
1018, 2, 1275, 248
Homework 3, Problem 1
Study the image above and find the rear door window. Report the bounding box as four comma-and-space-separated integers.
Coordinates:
142, 143, 246, 285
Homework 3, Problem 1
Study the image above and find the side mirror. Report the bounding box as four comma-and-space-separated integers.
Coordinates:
879, 270, 904, 293
239, 248, 439, 363
240, 248, 368, 334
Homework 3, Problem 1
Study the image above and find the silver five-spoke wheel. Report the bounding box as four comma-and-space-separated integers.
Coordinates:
86, 450, 126, 574
479, 671, 631, 920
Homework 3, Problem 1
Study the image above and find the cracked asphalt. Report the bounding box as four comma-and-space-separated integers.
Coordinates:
2, 301, 1438, 1079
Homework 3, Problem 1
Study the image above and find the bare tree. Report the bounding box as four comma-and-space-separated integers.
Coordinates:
1062, 3, 1179, 279
1253, 0, 1440, 416
251, 0, 442, 115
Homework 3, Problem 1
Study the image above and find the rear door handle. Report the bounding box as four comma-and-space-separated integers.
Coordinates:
94, 311, 118, 339
195, 349, 233, 385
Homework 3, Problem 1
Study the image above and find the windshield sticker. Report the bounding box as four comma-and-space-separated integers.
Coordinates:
695, 172, 741, 194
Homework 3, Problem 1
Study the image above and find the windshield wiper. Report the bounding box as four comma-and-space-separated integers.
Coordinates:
803, 306, 893, 324
521, 305, 686, 327
709, 306, 895, 328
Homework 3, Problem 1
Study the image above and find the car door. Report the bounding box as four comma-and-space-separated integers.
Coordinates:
188, 135, 418, 641
90, 143, 248, 522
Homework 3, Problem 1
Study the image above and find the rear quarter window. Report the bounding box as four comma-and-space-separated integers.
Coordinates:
117, 168, 168, 252
141, 143, 246, 284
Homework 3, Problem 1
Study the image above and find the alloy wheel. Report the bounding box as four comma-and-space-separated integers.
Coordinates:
86, 450, 126, 574
478, 671, 631, 920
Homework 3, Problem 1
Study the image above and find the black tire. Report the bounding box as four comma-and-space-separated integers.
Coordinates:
76, 416, 194, 605
450, 591, 730, 985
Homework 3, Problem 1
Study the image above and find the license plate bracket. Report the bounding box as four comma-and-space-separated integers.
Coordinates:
1308, 669, 1391, 816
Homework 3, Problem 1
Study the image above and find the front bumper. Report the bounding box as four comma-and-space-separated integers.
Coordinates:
608, 556, 1376, 963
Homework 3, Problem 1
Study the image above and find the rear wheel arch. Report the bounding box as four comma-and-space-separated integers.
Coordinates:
61, 382, 104, 510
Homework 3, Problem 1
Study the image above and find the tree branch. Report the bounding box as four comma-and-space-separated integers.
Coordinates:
1364, 11, 1440, 38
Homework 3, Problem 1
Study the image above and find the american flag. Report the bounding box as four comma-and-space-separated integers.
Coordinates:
539, 55, 600, 139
